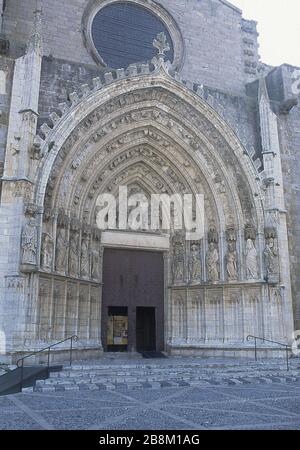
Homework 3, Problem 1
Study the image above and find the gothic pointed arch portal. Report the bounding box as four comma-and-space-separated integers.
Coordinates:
27, 65, 288, 356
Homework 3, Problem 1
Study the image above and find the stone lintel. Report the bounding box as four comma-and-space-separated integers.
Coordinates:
101, 230, 170, 251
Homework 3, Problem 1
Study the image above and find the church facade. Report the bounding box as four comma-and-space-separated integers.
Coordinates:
0, 0, 299, 362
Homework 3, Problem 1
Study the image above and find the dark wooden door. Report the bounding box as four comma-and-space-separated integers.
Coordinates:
102, 248, 164, 352
136, 307, 156, 351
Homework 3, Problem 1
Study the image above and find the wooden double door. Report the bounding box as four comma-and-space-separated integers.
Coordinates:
102, 248, 164, 352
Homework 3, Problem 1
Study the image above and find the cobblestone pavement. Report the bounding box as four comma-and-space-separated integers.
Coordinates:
0, 381, 299, 430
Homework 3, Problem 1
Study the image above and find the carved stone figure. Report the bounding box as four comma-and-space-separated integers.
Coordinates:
41, 233, 54, 270
80, 238, 90, 278
245, 238, 258, 279
69, 232, 79, 277
171, 233, 185, 284
226, 241, 238, 281
206, 242, 219, 282
21, 219, 38, 265
189, 244, 201, 282
55, 227, 68, 273
173, 242, 184, 283
264, 237, 279, 281
91, 248, 101, 280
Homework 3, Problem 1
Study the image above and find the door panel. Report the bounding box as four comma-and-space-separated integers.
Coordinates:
102, 248, 164, 351
136, 307, 156, 352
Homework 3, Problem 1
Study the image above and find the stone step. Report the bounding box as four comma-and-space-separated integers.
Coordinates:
25, 374, 300, 393
35, 370, 300, 387
47, 373, 300, 384
68, 362, 296, 370
21, 356, 300, 394
50, 363, 299, 374
48, 367, 299, 379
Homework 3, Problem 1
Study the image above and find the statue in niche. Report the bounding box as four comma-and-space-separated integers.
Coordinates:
189, 243, 201, 282
21, 219, 38, 265
206, 242, 219, 282
80, 238, 90, 278
245, 238, 259, 279
55, 227, 68, 272
69, 232, 79, 276
173, 242, 184, 283
226, 241, 238, 281
41, 233, 54, 270
264, 237, 279, 280
91, 247, 101, 280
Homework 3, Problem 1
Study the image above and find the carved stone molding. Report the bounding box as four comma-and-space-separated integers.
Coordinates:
5, 276, 25, 289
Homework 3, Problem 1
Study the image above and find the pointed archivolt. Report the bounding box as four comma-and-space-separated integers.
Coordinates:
35, 78, 263, 226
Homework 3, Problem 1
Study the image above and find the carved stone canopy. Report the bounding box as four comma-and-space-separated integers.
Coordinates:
245, 224, 257, 240
265, 227, 277, 239
208, 227, 218, 244
226, 227, 237, 242
172, 231, 184, 247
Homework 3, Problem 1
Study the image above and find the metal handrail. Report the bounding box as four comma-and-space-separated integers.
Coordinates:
247, 335, 291, 371
16, 335, 78, 389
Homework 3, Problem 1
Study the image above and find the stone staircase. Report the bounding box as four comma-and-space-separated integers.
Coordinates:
22, 355, 300, 393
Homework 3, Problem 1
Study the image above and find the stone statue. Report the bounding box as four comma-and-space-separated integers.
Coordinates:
264, 237, 279, 280
226, 241, 238, 281
80, 238, 89, 277
41, 233, 54, 270
91, 248, 100, 280
21, 219, 38, 265
206, 242, 219, 282
246, 238, 258, 279
55, 227, 68, 272
69, 232, 79, 276
173, 243, 184, 283
189, 244, 201, 282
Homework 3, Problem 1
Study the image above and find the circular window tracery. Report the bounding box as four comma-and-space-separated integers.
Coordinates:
83, 0, 184, 71
91, 2, 174, 69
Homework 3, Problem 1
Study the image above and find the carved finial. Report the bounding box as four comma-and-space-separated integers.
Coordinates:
27, 8, 43, 54
153, 32, 170, 57
152, 32, 171, 72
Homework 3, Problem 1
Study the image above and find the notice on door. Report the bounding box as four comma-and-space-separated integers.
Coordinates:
107, 315, 128, 346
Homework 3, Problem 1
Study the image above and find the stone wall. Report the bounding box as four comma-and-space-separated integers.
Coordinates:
277, 80, 300, 331
38, 56, 100, 123
38, 275, 101, 345
259, 64, 300, 332
0, 55, 14, 188
37, 56, 261, 160
3, 0, 259, 95
202, 86, 261, 159
169, 284, 286, 347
